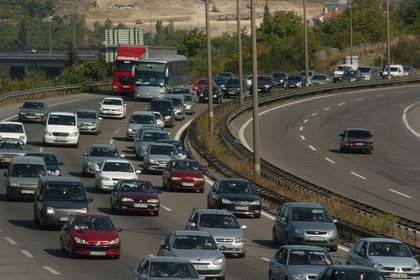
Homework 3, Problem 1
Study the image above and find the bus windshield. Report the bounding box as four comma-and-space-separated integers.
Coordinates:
136, 63, 166, 86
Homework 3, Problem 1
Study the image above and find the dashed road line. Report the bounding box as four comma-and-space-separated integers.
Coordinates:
42, 266, 61, 275
338, 102, 346, 106
261, 257, 270, 262
303, 119, 308, 123
350, 172, 366, 180
308, 145, 317, 151
299, 126, 303, 131
161, 205, 172, 212
323, 107, 330, 111
261, 211, 274, 220
311, 113, 318, 117
324, 157, 336, 164
355, 98, 364, 101
389, 189, 412, 198
397, 91, 407, 94
300, 135, 305, 141
5, 237, 17, 245
20, 250, 34, 258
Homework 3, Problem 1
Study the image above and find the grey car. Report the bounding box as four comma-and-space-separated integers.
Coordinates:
185, 209, 247, 257
0, 138, 28, 167
76, 109, 102, 134
82, 144, 123, 176
272, 202, 339, 252
18, 101, 48, 123
135, 129, 170, 160
310, 74, 330, 85
125, 111, 156, 140
158, 230, 226, 280
156, 139, 187, 159
164, 95, 186, 121
269, 245, 334, 280
183, 94, 196, 115
143, 143, 179, 173
346, 237, 420, 280
4, 156, 47, 201
131, 256, 203, 280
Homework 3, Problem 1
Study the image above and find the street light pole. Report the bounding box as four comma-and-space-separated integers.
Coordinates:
386, 0, 391, 80
48, 20, 52, 58
349, 2, 353, 65
303, 0, 309, 88
205, 0, 214, 135
237, 0, 244, 105
251, 0, 260, 180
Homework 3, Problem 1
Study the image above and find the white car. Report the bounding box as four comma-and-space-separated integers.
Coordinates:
152, 111, 164, 128
43, 112, 79, 147
99, 97, 127, 119
95, 159, 140, 192
0, 121, 27, 144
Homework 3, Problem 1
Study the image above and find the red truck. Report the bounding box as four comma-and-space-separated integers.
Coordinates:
112, 45, 177, 95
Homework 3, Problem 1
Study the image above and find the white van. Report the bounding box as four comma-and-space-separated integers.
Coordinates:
382, 64, 405, 77
333, 64, 357, 78
43, 112, 79, 147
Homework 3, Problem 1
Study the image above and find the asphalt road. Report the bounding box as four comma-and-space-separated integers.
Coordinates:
239, 85, 420, 223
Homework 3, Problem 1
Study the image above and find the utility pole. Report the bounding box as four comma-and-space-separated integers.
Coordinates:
349, 1, 353, 66
205, 0, 214, 135
48, 19, 52, 58
303, 0, 309, 88
237, 0, 244, 105
72, 18, 76, 49
251, 0, 260, 180
386, 0, 391, 80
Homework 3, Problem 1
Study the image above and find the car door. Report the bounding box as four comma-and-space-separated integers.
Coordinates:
185, 212, 198, 230
133, 259, 149, 280
158, 232, 173, 256
207, 181, 220, 208
60, 215, 74, 249
348, 240, 369, 266
110, 182, 120, 208
270, 247, 287, 280
274, 205, 289, 243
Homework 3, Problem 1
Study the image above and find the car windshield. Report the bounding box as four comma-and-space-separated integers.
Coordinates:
77, 111, 97, 119
168, 98, 182, 107
226, 79, 240, 86
288, 76, 303, 81
142, 132, 169, 142
368, 242, 412, 257
0, 124, 24, 133
288, 250, 333, 266
102, 162, 134, 172
0, 140, 25, 149
118, 181, 154, 193
258, 76, 271, 82
150, 101, 172, 112
172, 87, 191, 94
22, 102, 45, 109
150, 262, 198, 278
171, 160, 200, 171
88, 147, 119, 157
149, 145, 177, 156
313, 75, 327, 80
218, 181, 255, 194
358, 67, 372, 73
347, 130, 371, 138
44, 184, 86, 202
197, 80, 208, 85
291, 207, 333, 222
10, 164, 45, 178
199, 214, 240, 229
48, 115, 75, 126
183, 95, 193, 102
74, 216, 115, 231
273, 73, 286, 78
130, 114, 155, 124
333, 270, 384, 280
103, 99, 123, 106
172, 235, 218, 250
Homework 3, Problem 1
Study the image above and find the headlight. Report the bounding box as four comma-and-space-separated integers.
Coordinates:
186, 105, 192, 109
200, 94, 204, 97
45, 131, 52, 136
373, 262, 384, 270
171, 176, 181, 181
164, 116, 171, 120
222, 198, 232, 204
113, 85, 118, 89
212, 256, 225, 265
193, 177, 204, 182
74, 237, 88, 244
80, 208, 88, 213
91, 122, 98, 127
127, 128, 133, 132
250, 200, 260, 205
70, 132, 78, 137
100, 176, 112, 181
412, 262, 420, 272
87, 161, 96, 167
328, 229, 337, 235
235, 237, 245, 243
291, 274, 306, 280
100, 107, 103, 110
121, 197, 134, 202
19, 135, 25, 140
147, 199, 160, 203
108, 238, 120, 245
117, 108, 122, 112
20, 112, 27, 115
148, 158, 157, 164
9, 180, 19, 187
46, 207, 55, 215
54, 169, 61, 176
294, 228, 304, 234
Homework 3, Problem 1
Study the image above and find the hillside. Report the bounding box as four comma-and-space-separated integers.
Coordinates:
53, 0, 323, 36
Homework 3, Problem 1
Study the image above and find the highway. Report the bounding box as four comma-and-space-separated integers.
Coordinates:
239, 85, 420, 223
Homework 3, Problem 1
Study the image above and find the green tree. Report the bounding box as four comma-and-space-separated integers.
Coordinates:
18, 17, 28, 48
176, 29, 206, 57
65, 42, 78, 67
257, 10, 302, 42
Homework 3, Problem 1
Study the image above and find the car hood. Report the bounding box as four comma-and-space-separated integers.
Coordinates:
170, 170, 203, 177
170, 249, 223, 261
118, 192, 158, 200
20, 108, 45, 114
44, 200, 88, 210
8, 176, 39, 184
127, 123, 146, 130
99, 171, 138, 179
45, 125, 78, 133
286, 265, 329, 275
198, 227, 244, 239
78, 118, 97, 124
0, 133, 24, 139
87, 156, 117, 164
0, 149, 26, 155
148, 154, 178, 161
101, 105, 123, 109
290, 221, 336, 232
71, 229, 119, 241
218, 193, 260, 201
369, 256, 417, 267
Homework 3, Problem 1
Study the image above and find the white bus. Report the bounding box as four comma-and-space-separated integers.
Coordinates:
133, 55, 188, 100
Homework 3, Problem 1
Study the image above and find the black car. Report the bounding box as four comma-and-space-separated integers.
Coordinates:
251, 75, 273, 94
214, 76, 228, 88
207, 178, 261, 218
285, 75, 304, 88
18, 101, 48, 123
317, 265, 385, 280
272, 72, 289, 88
198, 86, 223, 104
25, 152, 63, 176
335, 70, 362, 82
221, 78, 249, 98
339, 128, 373, 153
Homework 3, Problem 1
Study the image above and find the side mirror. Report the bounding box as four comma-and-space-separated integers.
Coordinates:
88, 196, 94, 202
95, 167, 101, 172
187, 222, 197, 229
4, 171, 8, 177
117, 228, 122, 232
333, 219, 338, 223
241, 225, 247, 230
339, 133, 344, 137
98, 103, 102, 105
124, 104, 127, 107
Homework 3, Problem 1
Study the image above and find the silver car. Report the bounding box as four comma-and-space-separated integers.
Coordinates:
272, 202, 338, 252
156, 139, 187, 159
0, 138, 27, 167
269, 245, 334, 280
143, 143, 179, 173
134, 129, 170, 160
185, 209, 247, 258
183, 94, 196, 115
18, 101, 48, 123
76, 109, 102, 134
94, 159, 141, 192
346, 237, 420, 280
125, 111, 156, 140
158, 230, 226, 280
82, 144, 123, 176
164, 95, 186, 121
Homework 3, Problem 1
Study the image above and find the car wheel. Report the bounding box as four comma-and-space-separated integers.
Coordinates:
272, 229, 279, 245
254, 212, 261, 219
199, 187, 204, 193
68, 243, 75, 258
60, 237, 66, 253
167, 182, 173, 192
113, 254, 120, 260
207, 199, 211, 209
152, 210, 159, 217
330, 246, 338, 252
5, 191, 11, 201
269, 272, 274, 280
116, 203, 123, 215
39, 215, 47, 229
237, 252, 245, 258
33, 212, 39, 226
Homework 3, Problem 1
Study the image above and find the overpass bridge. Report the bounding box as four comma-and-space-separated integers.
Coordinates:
0, 48, 102, 79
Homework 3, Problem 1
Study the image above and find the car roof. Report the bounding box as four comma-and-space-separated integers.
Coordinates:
143, 256, 193, 263
49, 112, 76, 116
77, 109, 97, 113
149, 143, 176, 148
192, 208, 235, 216
217, 178, 252, 183
157, 139, 181, 143
173, 230, 212, 237
327, 265, 382, 272
39, 176, 82, 184
0, 121, 24, 125
280, 245, 329, 251
103, 97, 123, 100
344, 128, 371, 132
25, 152, 56, 157
131, 111, 154, 116
283, 202, 326, 208
357, 237, 403, 243
88, 143, 117, 149
73, 212, 109, 218
102, 158, 131, 163
10, 155, 45, 164
143, 129, 167, 134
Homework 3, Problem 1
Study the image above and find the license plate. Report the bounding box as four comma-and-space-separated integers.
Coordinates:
235, 206, 248, 210
26, 116, 35, 118
134, 203, 148, 208
182, 182, 195, 187
122, 85, 129, 88
60, 217, 68, 222
309, 236, 324, 241
21, 189, 35, 194
89, 251, 106, 256
194, 265, 208, 270
55, 137, 68, 142
390, 274, 407, 279
356, 143, 364, 146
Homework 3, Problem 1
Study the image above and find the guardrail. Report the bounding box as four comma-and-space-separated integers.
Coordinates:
186, 75, 420, 254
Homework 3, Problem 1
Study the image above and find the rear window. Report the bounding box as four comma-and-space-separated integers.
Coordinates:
44, 184, 86, 202
347, 130, 371, 138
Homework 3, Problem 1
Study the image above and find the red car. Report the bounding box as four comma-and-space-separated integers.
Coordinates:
193, 79, 214, 94
110, 179, 160, 216
162, 159, 205, 193
59, 213, 121, 259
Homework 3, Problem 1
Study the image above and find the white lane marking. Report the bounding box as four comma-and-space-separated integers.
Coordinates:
402, 101, 420, 139
325, 157, 336, 164
261, 211, 274, 220
389, 189, 412, 198
323, 107, 330, 111
350, 172, 366, 180
338, 244, 350, 252
338, 102, 346, 106
299, 126, 303, 131
20, 250, 34, 258
375, 94, 385, 97
303, 119, 308, 123
42, 266, 61, 275
261, 257, 270, 262
355, 98, 364, 101
311, 113, 318, 117
300, 135, 306, 141
110, 138, 113, 144
5, 237, 17, 245
115, 129, 120, 134
39, 147, 43, 152
175, 120, 193, 140
161, 205, 173, 212
397, 91, 407, 94
308, 145, 317, 151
